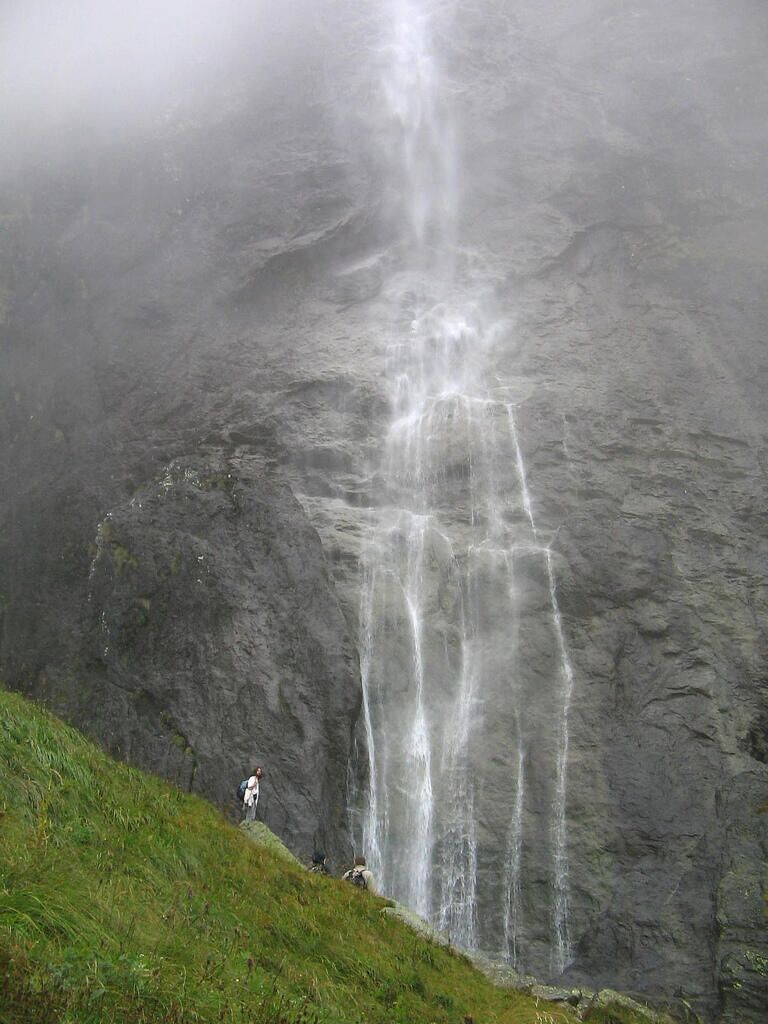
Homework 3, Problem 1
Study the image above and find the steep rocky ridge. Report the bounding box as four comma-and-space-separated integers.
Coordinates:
1, 0, 767, 1019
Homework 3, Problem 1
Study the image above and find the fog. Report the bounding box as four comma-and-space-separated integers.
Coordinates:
4, 0, 766, 182
0, 0, 328, 170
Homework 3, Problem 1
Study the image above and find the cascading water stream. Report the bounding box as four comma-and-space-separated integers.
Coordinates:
508, 408, 575, 972
353, 0, 575, 972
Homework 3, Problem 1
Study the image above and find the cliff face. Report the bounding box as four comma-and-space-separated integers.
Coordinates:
453, 4, 768, 1016
0, 0, 369, 869
1, 0, 767, 1019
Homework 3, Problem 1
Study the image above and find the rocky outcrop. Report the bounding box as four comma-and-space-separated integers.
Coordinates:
239, 821, 303, 866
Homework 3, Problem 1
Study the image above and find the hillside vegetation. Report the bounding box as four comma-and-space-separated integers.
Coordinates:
0, 688, 581, 1024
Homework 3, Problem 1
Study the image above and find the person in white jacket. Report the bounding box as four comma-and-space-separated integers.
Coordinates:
243, 766, 263, 822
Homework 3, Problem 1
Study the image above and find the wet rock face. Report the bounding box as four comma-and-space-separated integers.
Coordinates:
1, 0, 767, 1018
715, 772, 768, 1023
0, 0, 371, 867
84, 457, 360, 863
443, 2, 768, 1016
4, 449, 360, 866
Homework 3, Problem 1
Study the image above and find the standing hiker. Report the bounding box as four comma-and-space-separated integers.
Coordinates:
243, 766, 263, 822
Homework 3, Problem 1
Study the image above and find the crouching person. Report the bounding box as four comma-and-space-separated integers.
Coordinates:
308, 851, 330, 875
342, 856, 376, 893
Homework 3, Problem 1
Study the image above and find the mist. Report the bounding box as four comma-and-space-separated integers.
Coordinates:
0, 0, 330, 171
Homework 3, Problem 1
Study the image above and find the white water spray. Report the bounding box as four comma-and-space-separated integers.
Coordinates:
354, 0, 575, 972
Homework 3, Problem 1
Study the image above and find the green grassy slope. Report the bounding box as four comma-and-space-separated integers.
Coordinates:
0, 689, 575, 1024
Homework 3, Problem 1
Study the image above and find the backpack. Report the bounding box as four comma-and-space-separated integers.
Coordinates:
236, 779, 248, 801
348, 868, 367, 890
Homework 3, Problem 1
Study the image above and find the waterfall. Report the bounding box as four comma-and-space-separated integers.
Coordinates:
382, 0, 458, 250
353, 0, 575, 972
